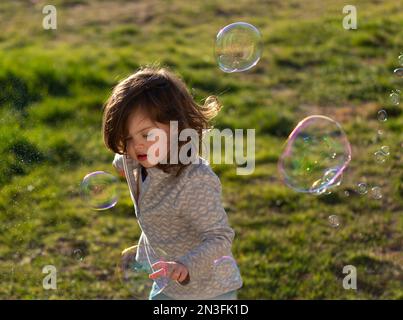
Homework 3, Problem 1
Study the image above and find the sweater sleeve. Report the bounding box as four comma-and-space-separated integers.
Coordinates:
112, 153, 124, 171
112, 153, 139, 172
176, 169, 235, 283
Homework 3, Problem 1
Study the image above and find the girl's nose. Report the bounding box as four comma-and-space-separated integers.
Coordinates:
134, 143, 145, 152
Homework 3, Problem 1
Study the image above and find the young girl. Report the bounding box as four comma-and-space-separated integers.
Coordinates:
102, 66, 242, 300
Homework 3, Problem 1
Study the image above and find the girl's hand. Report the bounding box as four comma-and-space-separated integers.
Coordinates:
149, 261, 189, 284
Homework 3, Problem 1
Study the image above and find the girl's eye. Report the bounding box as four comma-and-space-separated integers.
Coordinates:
144, 133, 155, 139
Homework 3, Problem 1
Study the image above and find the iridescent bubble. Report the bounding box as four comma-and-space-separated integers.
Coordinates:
117, 244, 169, 299
370, 186, 382, 200
374, 150, 387, 163
80, 171, 118, 211
215, 22, 263, 73
394, 68, 403, 77
357, 182, 368, 195
212, 256, 242, 287
311, 168, 342, 196
374, 146, 390, 163
312, 187, 328, 196
328, 215, 340, 228
323, 189, 332, 195
73, 249, 84, 261
278, 115, 352, 194
381, 146, 390, 156
377, 110, 388, 122
389, 90, 400, 105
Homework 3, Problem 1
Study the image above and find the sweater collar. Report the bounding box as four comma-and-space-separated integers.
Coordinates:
145, 166, 173, 180
125, 156, 209, 180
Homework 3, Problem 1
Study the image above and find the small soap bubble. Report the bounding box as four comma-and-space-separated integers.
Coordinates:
357, 183, 368, 195
374, 150, 387, 163
389, 90, 400, 105
73, 249, 84, 261
393, 68, 403, 77
370, 186, 382, 200
380, 146, 390, 156
328, 215, 340, 228
311, 168, 342, 196
377, 110, 387, 122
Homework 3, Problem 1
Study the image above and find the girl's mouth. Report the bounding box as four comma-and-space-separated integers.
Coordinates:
137, 154, 147, 161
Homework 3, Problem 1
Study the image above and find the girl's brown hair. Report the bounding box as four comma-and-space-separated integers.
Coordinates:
102, 66, 222, 176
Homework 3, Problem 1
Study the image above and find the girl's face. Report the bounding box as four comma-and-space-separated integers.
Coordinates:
124, 108, 170, 168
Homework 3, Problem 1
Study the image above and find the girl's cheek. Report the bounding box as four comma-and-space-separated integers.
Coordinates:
126, 142, 137, 159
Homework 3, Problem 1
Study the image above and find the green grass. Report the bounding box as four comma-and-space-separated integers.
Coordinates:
0, 0, 402, 299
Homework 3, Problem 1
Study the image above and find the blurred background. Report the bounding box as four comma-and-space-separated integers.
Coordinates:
0, 0, 402, 299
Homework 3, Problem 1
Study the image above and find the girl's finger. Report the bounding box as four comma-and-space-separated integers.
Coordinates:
151, 261, 166, 271
178, 270, 188, 283
149, 268, 166, 280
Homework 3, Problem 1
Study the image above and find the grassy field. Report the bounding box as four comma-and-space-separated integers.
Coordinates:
0, 0, 402, 299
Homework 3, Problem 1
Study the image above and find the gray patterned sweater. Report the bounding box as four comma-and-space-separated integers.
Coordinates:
112, 153, 243, 299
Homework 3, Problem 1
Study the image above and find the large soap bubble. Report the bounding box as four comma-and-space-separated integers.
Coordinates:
214, 22, 263, 73
212, 256, 242, 287
80, 171, 118, 210
117, 244, 169, 299
278, 115, 352, 194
